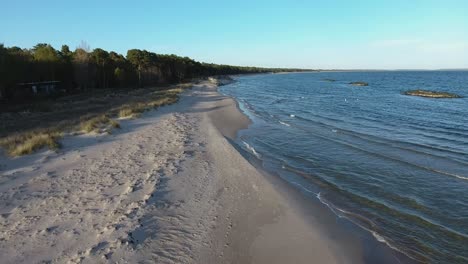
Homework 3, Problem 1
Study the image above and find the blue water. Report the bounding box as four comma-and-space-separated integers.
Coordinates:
220, 71, 468, 263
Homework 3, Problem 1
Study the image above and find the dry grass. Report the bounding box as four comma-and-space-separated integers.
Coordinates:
118, 103, 146, 118
0, 84, 187, 156
0, 130, 62, 156
80, 115, 121, 133
110, 119, 120, 129
145, 96, 178, 108
118, 107, 135, 118
118, 88, 182, 118
0, 114, 121, 156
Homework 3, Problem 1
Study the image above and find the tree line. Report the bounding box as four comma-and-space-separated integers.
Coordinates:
0, 43, 311, 101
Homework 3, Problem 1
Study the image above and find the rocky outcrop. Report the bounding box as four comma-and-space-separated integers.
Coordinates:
403, 90, 462, 98
349, 81, 369, 86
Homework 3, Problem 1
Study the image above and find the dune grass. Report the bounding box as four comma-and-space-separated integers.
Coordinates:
118, 88, 182, 118
0, 116, 122, 156
110, 119, 121, 129
79, 114, 120, 133
118, 103, 146, 118
0, 130, 62, 156
0, 85, 186, 156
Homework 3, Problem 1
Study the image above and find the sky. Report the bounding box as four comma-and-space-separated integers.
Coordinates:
1, 0, 468, 69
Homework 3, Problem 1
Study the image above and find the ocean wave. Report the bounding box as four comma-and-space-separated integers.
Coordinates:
242, 141, 261, 158
454, 175, 468, 180
372, 231, 387, 243
289, 181, 315, 194
222, 72, 468, 262
283, 163, 468, 239
295, 113, 468, 157
273, 98, 288, 104
289, 122, 468, 181
315, 192, 424, 263
334, 126, 468, 166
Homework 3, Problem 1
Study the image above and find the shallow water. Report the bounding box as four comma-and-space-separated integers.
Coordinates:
220, 71, 468, 263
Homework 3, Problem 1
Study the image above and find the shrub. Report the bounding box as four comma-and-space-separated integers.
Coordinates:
80, 115, 120, 133
0, 130, 62, 156
80, 115, 110, 132
118, 103, 146, 118
110, 119, 120, 128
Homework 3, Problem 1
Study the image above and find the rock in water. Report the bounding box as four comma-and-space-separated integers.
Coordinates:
403, 90, 462, 98
349, 81, 369, 86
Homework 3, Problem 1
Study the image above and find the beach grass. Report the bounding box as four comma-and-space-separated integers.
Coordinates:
0, 130, 62, 156
0, 85, 187, 156
79, 114, 121, 133
118, 103, 145, 118
118, 88, 182, 118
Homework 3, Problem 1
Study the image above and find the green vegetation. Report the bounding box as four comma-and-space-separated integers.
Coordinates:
403, 90, 462, 98
0, 41, 310, 156
0, 42, 312, 100
349, 81, 369, 86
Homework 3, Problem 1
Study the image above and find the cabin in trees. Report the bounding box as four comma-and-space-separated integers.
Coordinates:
6, 81, 62, 99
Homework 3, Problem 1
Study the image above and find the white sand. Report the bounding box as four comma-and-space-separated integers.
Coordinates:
0, 80, 361, 263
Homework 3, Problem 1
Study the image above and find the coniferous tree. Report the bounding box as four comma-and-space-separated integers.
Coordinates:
0, 43, 310, 101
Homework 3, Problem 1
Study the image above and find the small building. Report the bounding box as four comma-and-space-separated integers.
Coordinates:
14, 81, 61, 98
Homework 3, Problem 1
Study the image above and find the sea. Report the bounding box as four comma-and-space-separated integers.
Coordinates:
219, 71, 468, 263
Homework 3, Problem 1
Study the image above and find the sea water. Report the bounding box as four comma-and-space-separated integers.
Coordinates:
220, 71, 468, 263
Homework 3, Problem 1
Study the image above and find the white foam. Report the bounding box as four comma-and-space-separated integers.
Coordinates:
290, 114, 295, 118
316, 192, 346, 219
279, 121, 290, 127
290, 181, 315, 194
372, 232, 387, 243
242, 141, 261, 158
455, 175, 468, 180
315, 192, 418, 262
432, 168, 468, 181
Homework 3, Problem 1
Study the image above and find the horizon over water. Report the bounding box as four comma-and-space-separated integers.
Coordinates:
220, 71, 468, 263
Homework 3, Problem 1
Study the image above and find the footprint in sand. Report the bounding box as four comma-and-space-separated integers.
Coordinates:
90, 241, 110, 255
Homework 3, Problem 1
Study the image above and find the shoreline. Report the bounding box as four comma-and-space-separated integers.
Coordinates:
1, 78, 398, 263
192, 80, 359, 263
217, 79, 417, 264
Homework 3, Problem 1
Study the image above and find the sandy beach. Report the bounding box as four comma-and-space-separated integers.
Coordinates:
0, 79, 368, 263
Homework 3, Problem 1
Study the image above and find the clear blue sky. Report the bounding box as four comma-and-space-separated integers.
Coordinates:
1, 0, 468, 69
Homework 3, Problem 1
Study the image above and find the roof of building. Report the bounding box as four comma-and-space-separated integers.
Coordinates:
17, 81, 61, 86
